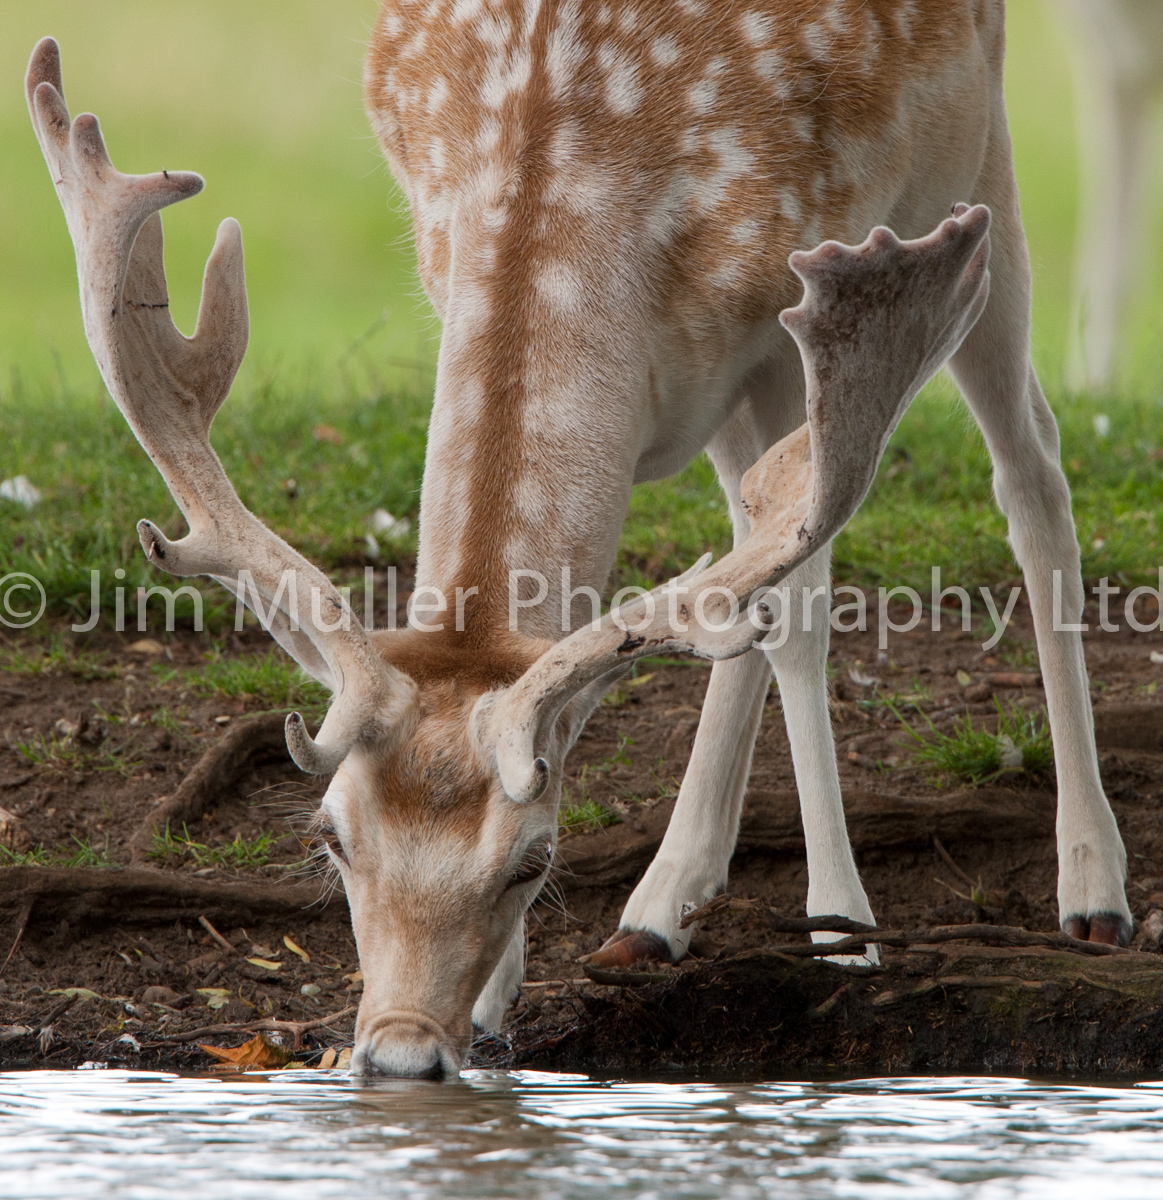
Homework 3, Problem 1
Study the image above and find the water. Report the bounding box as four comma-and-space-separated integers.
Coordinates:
3, 1071, 1163, 1199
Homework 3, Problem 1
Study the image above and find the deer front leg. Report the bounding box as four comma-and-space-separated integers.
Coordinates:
590, 650, 771, 967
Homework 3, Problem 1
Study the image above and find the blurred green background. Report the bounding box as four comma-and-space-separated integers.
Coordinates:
0, 0, 1162, 629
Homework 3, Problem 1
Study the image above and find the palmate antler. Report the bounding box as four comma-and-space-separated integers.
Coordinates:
26, 38, 416, 772
491, 205, 992, 803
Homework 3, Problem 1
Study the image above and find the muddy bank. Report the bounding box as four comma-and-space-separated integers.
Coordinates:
2, 612, 1163, 1075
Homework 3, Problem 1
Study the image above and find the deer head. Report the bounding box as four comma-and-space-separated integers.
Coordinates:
27, 38, 989, 1077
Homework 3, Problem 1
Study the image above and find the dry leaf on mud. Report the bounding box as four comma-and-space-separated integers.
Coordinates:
283, 935, 310, 962
336, 1048, 352, 1070
198, 1033, 292, 1070
48, 988, 102, 1003
0, 807, 29, 852
196, 988, 230, 1010
247, 957, 282, 971
317, 1048, 337, 1070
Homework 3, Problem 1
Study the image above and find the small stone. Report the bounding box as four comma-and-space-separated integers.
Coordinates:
1141, 909, 1163, 949
141, 985, 181, 1006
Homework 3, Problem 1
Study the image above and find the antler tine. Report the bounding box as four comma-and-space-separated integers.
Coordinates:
490, 207, 992, 803
27, 39, 416, 774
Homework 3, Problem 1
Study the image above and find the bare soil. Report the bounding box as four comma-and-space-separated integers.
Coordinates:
3, 603, 1163, 1076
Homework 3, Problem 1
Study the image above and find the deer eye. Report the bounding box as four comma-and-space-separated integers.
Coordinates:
319, 818, 349, 867
506, 840, 551, 889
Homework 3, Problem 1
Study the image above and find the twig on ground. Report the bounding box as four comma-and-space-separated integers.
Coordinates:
198, 915, 241, 957
1, 896, 33, 976
149, 1005, 358, 1052
932, 835, 978, 891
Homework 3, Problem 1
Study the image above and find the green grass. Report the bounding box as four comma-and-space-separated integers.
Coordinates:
11, 731, 141, 777
148, 820, 282, 870
558, 799, 621, 838
159, 647, 331, 714
0, 634, 119, 680
0, 834, 114, 868
0, 2, 1161, 630
896, 699, 1055, 788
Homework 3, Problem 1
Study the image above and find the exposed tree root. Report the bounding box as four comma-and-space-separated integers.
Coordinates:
0, 866, 330, 930
557, 786, 1056, 890
677, 896, 1130, 958
128, 713, 301, 862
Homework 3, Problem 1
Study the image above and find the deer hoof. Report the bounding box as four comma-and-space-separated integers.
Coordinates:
1062, 913, 1133, 946
578, 929, 675, 969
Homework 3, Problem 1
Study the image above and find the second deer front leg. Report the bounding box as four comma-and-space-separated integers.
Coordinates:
587, 552, 876, 967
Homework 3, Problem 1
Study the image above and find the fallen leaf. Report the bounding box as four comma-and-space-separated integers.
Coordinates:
247, 957, 282, 971
196, 987, 230, 1010
626, 673, 655, 689
198, 1033, 292, 1071
956, 669, 973, 687
283, 935, 310, 962
0, 1025, 33, 1043
127, 639, 165, 655
48, 988, 102, 1003
317, 1047, 337, 1070
301, 983, 321, 997
313, 423, 343, 445
0, 807, 29, 852
1150, 651, 1163, 665
336, 1048, 352, 1070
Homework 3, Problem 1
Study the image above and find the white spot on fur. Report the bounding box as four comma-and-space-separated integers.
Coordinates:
688, 78, 717, 115
696, 128, 756, 210
536, 261, 584, 313
650, 35, 680, 67
790, 113, 814, 142
426, 77, 449, 114
802, 22, 832, 61
546, 0, 585, 97
779, 187, 804, 225
481, 47, 531, 109
731, 218, 760, 244
897, 0, 918, 41
451, 0, 485, 23
600, 45, 642, 114
617, 7, 642, 33
823, 0, 848, 35
739, 11, 774, 45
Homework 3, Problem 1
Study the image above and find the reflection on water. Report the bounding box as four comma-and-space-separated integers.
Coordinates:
3, 1071, 1163, 1198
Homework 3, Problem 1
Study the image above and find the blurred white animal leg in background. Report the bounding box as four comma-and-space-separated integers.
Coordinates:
1059, 0, 1163, 393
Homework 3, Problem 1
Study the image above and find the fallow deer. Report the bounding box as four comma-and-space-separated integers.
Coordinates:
26, 0, 1130, 1079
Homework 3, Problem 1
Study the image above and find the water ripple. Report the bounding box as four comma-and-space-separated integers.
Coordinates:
1, 1070, 1162, 1198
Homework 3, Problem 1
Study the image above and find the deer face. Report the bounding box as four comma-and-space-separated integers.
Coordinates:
323, 693, 559, 1079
